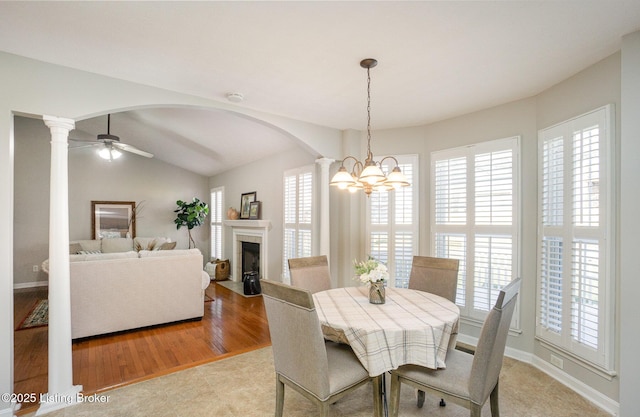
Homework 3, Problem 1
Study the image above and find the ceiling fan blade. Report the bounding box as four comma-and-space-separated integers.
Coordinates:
69, 137, 98, 143
113, 142, 154, 158
70, 144, 101, 152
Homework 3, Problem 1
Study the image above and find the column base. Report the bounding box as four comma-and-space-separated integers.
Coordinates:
36, 385, 83, 416
0, 401, 20, 417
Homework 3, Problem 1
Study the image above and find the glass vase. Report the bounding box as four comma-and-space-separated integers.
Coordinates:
369, 281, 386, 304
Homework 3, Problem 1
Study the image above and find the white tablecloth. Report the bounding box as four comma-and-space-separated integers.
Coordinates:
313, 286, 460, 377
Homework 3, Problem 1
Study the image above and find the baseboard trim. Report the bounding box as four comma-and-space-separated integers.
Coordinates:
456, 334, 619, 416
13, 281, 48, 290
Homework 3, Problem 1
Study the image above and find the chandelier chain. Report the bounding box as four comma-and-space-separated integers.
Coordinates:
366, 66, 372, 158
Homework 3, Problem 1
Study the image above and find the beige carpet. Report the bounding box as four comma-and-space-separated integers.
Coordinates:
20, 347, 611, 417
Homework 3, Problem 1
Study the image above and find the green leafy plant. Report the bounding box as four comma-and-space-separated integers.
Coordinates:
174, 197, 209, 249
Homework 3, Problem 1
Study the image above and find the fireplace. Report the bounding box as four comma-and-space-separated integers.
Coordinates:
242, 241, 260, 276
224, 219, 271, 282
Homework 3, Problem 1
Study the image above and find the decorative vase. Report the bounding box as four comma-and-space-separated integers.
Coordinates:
227, 207, 239, 220
369, 281, 386, 304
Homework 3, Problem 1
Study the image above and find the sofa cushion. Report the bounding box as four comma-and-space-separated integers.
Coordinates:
102, 237, 134, 253
139, 248, 201, 258
84, 251, 138, 261
76, 239, 102, 252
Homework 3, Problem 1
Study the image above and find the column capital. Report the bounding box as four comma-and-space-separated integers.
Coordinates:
315, 157, 335, 168
43, 115, 75, 132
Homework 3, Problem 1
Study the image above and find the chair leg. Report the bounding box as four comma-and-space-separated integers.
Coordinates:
416, 390, 425, 408
470, 403, 482, 417
318, 401, 330, 417
275, 375, 285, 417
388, 372, 402, 417
372, 376, 384, 417
489, 380, 500, 417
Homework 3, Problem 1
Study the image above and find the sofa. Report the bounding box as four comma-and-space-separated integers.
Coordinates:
43, 237, 209, 339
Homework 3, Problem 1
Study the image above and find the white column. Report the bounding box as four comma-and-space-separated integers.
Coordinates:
315, 158, 334, 260
37, 116, 82, 416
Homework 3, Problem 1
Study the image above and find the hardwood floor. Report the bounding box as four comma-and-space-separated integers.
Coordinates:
13, 282, 271, 415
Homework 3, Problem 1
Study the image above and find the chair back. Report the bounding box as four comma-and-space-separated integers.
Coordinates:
288, 255, 332, 294
408, 256, 459, 303
468, 278, 521, 405
261, 280, 331, 399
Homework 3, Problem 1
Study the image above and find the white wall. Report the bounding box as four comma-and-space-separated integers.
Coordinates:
619, 31, 640, 417
13, 116, 211, 287
209, 146, 318, 281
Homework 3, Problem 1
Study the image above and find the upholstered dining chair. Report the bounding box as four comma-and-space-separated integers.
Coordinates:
408, 256, 460, 303
288, 255, 332, 294
261, 280, 383, 417
388, 278, 521, 417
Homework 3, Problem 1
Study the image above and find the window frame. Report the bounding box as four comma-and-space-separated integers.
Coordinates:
365, 154, 419, 288
282, 165, 315, 282
210, 186, 224, 261
430, 136, 521, 327
536, 105, 615, 372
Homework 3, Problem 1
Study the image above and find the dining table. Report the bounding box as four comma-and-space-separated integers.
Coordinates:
312, 286, 460, 377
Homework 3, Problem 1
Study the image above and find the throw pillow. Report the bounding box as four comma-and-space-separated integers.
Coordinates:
78, 250, 102, 255
69, 242, 83, 254
159, 241, 177, 250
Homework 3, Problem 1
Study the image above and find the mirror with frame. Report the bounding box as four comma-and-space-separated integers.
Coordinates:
92, 201, 136, 239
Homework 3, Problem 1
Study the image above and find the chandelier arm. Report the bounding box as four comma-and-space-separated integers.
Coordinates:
379, 156, 400, 167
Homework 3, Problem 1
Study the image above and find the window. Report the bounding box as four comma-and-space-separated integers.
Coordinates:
210, 186, 224, 260
431, 137, 520, 325
283, 166, 314, 281
366, 155, 419, 288
537, 105, 614, 371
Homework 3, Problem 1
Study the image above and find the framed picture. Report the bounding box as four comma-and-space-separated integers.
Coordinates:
92, 201, 136, 239
240, 192, 257, 219
249, 201, 261, 220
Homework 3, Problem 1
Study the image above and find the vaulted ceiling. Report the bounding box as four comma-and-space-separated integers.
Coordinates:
2, 1, 639, 176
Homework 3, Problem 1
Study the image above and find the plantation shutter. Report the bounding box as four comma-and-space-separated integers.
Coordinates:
431, 137, 520, 323
537, 105, 614, 371
366, 155, 418, 288
210, 187, 223, 260
283, 166, 314, 281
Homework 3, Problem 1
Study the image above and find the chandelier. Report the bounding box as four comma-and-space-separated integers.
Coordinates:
330, 58, 410, 196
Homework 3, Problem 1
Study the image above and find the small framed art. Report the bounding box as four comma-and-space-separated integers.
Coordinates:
249, 201, 261, 220
240, 191, 257, 219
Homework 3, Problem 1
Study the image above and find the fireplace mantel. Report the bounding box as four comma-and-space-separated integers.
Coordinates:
223, 219, 272, 229
224, 219, 271, 281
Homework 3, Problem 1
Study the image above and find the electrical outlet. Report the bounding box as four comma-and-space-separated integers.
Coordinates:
550, 354, 564, 369
32, 265, 39, 272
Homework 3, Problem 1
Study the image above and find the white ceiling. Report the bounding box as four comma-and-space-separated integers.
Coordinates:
2, 1, 640, 176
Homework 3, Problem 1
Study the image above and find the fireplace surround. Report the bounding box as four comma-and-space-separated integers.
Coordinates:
224, 220, 271, 281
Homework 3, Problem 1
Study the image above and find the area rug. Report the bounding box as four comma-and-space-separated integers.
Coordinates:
216, 280, 262, 298
17, 346, 612, 417
16, 299, 48, 330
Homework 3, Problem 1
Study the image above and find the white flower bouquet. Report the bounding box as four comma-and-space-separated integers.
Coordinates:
353, 257, 389, 284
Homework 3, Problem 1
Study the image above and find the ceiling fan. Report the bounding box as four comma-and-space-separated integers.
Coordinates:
70, 114, 154, 161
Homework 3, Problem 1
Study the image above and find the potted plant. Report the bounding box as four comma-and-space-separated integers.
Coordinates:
174, 197, 209, 249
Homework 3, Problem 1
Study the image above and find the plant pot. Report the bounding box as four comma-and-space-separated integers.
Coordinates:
369, 281, 386, 304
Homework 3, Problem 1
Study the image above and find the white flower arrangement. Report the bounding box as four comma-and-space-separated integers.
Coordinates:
353, 257, 389, 284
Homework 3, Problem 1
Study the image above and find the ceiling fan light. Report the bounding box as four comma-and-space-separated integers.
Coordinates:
98, 146, 122, 161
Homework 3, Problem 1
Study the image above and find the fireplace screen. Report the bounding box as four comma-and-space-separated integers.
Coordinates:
241, 241, 260, 276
